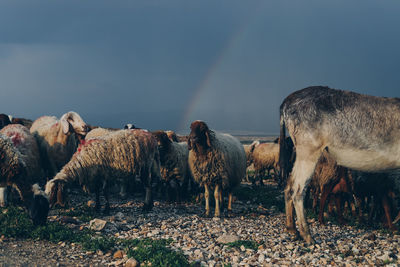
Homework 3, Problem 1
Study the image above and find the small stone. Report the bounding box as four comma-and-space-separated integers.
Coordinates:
258, 254, 265, 263
87, 200, 96, 207
125, 258, 139, 267
216, 234, 240, 244
113, 250, 124, 259
89, 219, 108, 231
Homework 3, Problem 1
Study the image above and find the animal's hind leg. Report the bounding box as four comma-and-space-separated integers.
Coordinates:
285, 182, 298, 239
290, 151, 321, 244
103, 186, 110, 215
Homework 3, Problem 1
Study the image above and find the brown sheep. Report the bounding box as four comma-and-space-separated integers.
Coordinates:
188, 120, 246, 217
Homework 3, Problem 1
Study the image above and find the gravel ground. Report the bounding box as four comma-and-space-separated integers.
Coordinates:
1, 184, 400, 267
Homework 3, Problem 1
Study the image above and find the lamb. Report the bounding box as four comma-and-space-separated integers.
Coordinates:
45, 129, 161, 212
188, 120, 246, 217
30, 111, 89, 177
153, 130, 190, 201
0, 128, 49, 225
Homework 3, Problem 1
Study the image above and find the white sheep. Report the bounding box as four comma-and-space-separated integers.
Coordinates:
0, 127, 49, 225
188, 120, 246, 217
45, 129, 161, 213
30, 111, 89, 177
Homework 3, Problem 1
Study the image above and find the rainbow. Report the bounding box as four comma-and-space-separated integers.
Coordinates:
178, 5, 265, 134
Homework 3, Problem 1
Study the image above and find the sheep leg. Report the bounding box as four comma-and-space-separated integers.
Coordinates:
95, 189, 101, 212
334, 195, 345, 225
219, 188, 224, 214
214, 184, 221, 217
228, 191, 233, 212
204, 184, 210, 217
382, 195, 396, 230
318, 184, 335, 225
142, 186, 153, 212
103, 186, 110, 215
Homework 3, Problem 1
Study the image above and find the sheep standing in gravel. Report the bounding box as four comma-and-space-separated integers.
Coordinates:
0, 127, 49, 225
245, 141, 280, 186
188, 120, 246, 217
30, 111, 89, 178
153, 130, 190, 201
310, 150, 353, 225
45, 129, 161, 213
243, 141, 259, 182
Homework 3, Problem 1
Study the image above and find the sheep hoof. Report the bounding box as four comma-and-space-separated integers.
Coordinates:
142, 204, 153, 213
202, 211, 212, 218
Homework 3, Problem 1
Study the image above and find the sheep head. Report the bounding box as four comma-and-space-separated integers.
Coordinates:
0, 114, 11, 130
124, 123, 136, 129
60, 111, 89, 139
45, 177, 67, 208
165, 130, 179, 142
188, 120, 212, 154
29, 184, 49, 225
244, 140, 260, 166
153, 130, 172, 157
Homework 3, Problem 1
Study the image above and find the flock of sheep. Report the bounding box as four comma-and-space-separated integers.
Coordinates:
1, 85, 400, 245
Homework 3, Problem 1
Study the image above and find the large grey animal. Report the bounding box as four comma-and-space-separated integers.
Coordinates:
30, 111, 89, 177
279, 86, 400, 243
188, 120, 246, 217
45, 129, 161, 212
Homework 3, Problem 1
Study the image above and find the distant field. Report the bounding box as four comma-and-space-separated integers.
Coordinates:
234, 135, 278, 144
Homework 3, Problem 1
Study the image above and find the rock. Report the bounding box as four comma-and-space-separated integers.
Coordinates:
216, 234, 240, 244
115, 212, 125, 221
124, 258, 138, 267
113, 250, 124, 259
87, 200, 96, 208
89, 219, 108, 231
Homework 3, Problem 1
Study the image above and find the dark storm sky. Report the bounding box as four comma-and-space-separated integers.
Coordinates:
1, 0, 400, 135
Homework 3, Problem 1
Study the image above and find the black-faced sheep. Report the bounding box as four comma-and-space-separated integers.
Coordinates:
11, 117, 33, 129
188, 120, 246, 217
0, 128, 49, 225
153, 130, 190, 202
45, 129, 161, 213
165, 130, 179, 142
30, 111, 89, 177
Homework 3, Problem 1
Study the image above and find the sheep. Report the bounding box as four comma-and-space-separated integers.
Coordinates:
350, 171, 398, 230
85, 127, 115, 140
309, 150, 353, 225
165, 130, 179, 142
0, 130, 49, 225
279, 86, 400, 243
124, 123, 136, 129
247, 142, 280, 186
0, 113, 11, 130
243, 141, 259, 183
11, 117, 33, 129
45, 129, 161, 213
188, 120, 246, 217
153, 130, 190, 202
30, 111, 89, 178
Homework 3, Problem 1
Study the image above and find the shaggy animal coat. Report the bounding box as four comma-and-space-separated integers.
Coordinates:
188, 121, 246, 217
30, 112, 89, 177
0, 132, 48, 224
153, 130, 190, 201
280, 86, 400, 243
45, 129, 160, 211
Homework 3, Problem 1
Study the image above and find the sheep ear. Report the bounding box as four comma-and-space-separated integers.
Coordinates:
60, 114, 71, 134
205, 131, 212, 148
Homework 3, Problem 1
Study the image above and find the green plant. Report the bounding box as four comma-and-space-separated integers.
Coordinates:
125, 238, 189, 267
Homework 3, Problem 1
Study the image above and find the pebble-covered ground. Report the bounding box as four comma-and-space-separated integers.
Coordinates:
1, 184, 400, 267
